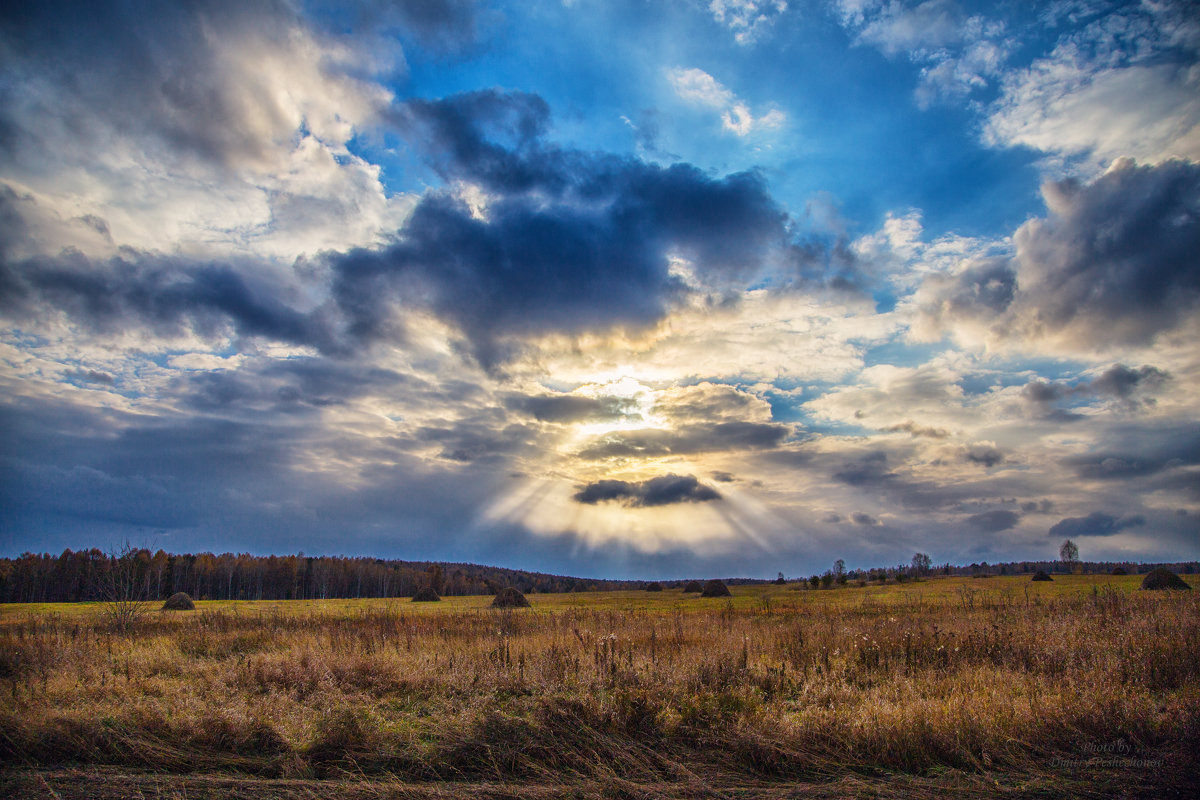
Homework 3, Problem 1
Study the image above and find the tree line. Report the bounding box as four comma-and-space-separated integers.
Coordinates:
0, 548, 642, 604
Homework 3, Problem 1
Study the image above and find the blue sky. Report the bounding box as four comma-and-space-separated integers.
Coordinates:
1, 0, 1198, 578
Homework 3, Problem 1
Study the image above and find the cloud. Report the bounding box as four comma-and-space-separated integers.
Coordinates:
0, 0, 411, 259
333, 89, 790, 366
835, 0, 1009, 107
572, 474, 721, 507
708, 0, 788, 46
505, 393, 634, 423
984, 3, 1200, 169
963, 442, 1003, 467
1048, 512, 1145, 538
914, 159, 1200, 355
667, 67, 785, 136
855, 0, 967, 56
0, 250, 332, 353
577, 421, 791, 460
966, 509, 1019, 532
883, 420, 950, 439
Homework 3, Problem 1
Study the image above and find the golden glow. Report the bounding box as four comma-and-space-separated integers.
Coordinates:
474, 371, 789, 554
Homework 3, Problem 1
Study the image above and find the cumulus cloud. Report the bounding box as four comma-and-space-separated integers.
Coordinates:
915, 159, 1200, 355
667, 67, 786, 136
333, 89, 790, 366
985, 2, 1200, 170
573, 474, 721, 507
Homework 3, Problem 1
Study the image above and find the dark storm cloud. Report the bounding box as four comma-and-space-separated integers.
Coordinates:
331, 90, 789, 365
850, 511, 880, 526
964, 443, 1003, 467
572, 474, 721, 508
504, 393, 635, 423
1065, 424, 1200, 480
1091, 364, 1170, 402
966, 509, 1019, 532
577, 421, 790, 459
0, 251, 332, 352
919, 159, 1200, 352
1049, 512, 1145, 538
833, 451, 895, 487
1022, 364, 1170, 414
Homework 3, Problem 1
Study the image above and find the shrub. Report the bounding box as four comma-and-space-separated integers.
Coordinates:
700, 579, 731, 598
1111, 566, 1128, 575
491, 587, 531, 608
1032, 570, 1053, 582
682, 580, 704, 593
1141, 569, 1191, 591
162, 592, 196, 610
411, 586, 441, 602
644, 582, 663, 592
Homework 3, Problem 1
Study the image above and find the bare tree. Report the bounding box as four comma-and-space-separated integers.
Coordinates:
1059, 539, 1080, 573
102, 541, 150, 633
911, 553, 932, 577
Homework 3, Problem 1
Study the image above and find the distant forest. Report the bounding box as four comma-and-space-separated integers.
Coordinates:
0, 548, 644, 604
0, 547, 1196, 604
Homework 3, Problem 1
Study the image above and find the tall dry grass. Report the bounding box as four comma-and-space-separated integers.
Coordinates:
0, 584, 1197, 793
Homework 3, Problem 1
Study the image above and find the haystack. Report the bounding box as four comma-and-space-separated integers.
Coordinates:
1111, 566, 1128, 576
162, 592, 195, 610
1031, 570, 1053, 582
491, 586, 531, 608
645, 582, 663, 592
411, 585, 441, 602
700, 579, 732, 597
1141, 568, 1191, 590
681, 580, 704, 593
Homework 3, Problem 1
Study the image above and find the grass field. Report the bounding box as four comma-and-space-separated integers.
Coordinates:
1, 574, 1197, 798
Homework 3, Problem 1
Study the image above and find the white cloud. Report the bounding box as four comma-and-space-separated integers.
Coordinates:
708, 0, 788, 46
0, 5, 409, 262
835, 0, 1010, 107
667, 67, 786, 136
986, 57, 1200, 171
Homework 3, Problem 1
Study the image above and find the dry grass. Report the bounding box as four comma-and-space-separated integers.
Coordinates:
1, 576, 1197, 797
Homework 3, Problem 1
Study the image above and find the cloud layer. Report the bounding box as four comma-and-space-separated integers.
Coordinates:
1, 0, 1197, 577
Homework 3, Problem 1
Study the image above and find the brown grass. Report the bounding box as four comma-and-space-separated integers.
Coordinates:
0, 578, 1197, 796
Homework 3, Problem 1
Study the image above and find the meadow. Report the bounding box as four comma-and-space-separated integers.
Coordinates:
1, 574, 1197, 798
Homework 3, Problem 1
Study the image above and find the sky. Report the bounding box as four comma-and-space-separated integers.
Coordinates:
1, 0, 1198, 579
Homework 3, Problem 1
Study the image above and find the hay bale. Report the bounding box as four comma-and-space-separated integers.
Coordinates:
645, 582, 663, 592
1141, 568, 1191, 591
162, 592, 195, 610
681, 580, 704, 593
1031, 570, 1053, 582
700, 579, 732, 597
411, 585, 441, 602
1111, 566, 1127, 576
491, 586, 531, 608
